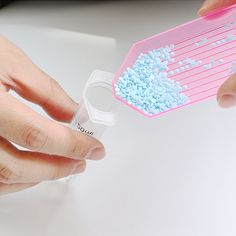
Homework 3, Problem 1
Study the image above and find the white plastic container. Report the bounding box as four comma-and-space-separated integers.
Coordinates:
70, 70, 116, 139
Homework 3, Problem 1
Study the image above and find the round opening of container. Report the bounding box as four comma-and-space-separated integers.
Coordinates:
86, 85, 115, 112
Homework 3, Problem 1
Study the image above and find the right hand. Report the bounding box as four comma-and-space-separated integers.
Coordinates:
198, 0, 236, 16
198, 0, 236, 108
0, 35, 105, 195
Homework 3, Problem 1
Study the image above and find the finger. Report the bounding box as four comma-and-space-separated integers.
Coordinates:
11, 69, 78, 122
0, 91, 105, 160
0, 35, 77, 122
0, 182, 38, 195
0, 137, 86, 184
198, 0, 236, 16
217, 73, 236, 108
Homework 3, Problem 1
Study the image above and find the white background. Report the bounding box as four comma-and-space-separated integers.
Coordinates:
0, 1, 236, 236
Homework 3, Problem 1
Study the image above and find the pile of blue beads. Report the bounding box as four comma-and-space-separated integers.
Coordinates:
115, 45, 189, 116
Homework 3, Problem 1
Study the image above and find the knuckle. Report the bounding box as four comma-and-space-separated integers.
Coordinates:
49, 77, 59, 88
47, 78, 59, 98
50, 159, 67, 180
22, 125, 48, 150
67, 132, 88, 159
0, 162, 18, 184
49, 160, 71, 181
40, 78, 58, 108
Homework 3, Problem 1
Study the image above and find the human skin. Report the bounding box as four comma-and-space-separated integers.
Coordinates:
0, 36, 105, 195
198, 0, 236, 108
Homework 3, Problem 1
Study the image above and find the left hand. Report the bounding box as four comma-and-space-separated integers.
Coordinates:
0, 36, 105, 195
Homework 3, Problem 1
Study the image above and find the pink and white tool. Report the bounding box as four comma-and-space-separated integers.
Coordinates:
113, 4, 236, 117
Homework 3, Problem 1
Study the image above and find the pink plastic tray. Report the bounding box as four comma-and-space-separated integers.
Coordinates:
113, 4, 236, 117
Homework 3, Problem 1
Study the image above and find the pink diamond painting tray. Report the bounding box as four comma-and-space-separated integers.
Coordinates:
113, 4, 236, 117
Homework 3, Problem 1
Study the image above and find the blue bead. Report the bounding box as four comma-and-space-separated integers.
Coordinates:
115, 44, 189, 115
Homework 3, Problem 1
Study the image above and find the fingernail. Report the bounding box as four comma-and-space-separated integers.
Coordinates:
85, 147, 105, 160
218, 94, 236, 108
71, 161, 86, 174
198, 7, 207, 16
198, 0, 215, 16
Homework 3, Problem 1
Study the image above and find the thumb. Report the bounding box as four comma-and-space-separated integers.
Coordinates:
198, 0, 236, 16
217, 73, 236, 108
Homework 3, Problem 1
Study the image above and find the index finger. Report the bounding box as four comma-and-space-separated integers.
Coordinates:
0, 35, 78, 122
0, 91, 105, 160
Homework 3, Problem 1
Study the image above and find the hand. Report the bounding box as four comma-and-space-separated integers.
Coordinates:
198, 0, 236, 16
198, 0, 236, 108
0, 36, 105, 195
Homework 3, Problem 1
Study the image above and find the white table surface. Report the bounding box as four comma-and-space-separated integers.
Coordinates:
1, 1, 236, 236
